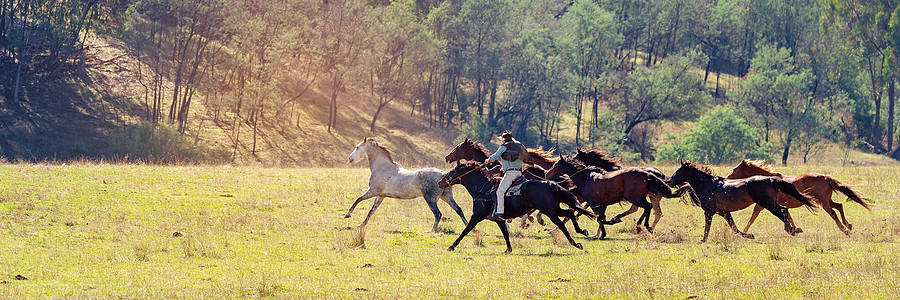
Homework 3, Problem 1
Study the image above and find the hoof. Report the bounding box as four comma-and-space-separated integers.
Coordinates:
846, 223, 853, 231
447, 246, 456, 252
504, 248, 512, 254
581, 229, 590, 236
646, 227, 654, 234
344, 214, 352, 218
574, 243, 583, 250
743, 233, 755, 239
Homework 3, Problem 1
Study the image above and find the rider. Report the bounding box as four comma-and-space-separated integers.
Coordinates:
485, 130, 529, 221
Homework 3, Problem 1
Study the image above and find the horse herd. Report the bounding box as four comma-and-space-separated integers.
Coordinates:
345, 137, 871, 253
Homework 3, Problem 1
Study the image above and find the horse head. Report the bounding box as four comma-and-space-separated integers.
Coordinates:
444, 138, 472, 163
438, 161, 481, 188
546, 155, 578, 180
348, 138, 372, 163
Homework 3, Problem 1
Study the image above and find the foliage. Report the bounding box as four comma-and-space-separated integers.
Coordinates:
657, 105, 770, 164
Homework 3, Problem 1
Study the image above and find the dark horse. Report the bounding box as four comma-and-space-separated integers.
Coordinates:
444, 138, 572, 227
669, 161, 817, 242
573, 148, 672, 229
726, 159, 871, 235
437, 161, 596, 253
546, 156, 681, 239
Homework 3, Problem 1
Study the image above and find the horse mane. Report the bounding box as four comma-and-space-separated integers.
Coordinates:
366, 137, 395, 163
741, 159, 781, 176
563, 155, 590, 171
467, 139, 492, 156
460, 160, 502, 183
528, 147, 559, 163
684, 161, 715, 176
574, 148, 622, 170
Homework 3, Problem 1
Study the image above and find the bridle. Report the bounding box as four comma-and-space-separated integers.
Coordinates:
444, 165, 484, 186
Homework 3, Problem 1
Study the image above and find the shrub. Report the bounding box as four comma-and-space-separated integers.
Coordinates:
657, 105, 771, 164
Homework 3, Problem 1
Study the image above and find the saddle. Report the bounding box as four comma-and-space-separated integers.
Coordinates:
474, 175, 529, 204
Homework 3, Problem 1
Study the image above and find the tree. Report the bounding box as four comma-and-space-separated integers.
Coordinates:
607, 51, 711, 159
737, 44, 820, 164
657, 105, 770, 164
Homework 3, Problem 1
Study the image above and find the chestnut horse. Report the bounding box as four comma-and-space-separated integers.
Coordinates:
437, 161, 595, 253
669, 161, 817, 242
573, 148, 671, 229
546, 156, 680, 239
726, 159, 871, 235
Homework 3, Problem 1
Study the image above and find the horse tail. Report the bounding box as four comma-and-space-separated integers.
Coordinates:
825, 176, 872, 211
646, 173, 678, 198
673, 184, 700, 207
550, 182, 596, 218
772, 178, 818, 211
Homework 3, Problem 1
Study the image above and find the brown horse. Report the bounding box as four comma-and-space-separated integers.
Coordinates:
546, 156, 680, 239
670, 161, 817, 242
726, 160, 871, 235
573, 148, 671, 230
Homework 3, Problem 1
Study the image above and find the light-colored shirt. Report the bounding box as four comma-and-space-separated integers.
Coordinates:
489, 144, 524, 170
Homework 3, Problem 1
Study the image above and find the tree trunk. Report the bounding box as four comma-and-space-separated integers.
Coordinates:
889, 77, 896, 152
781, 137, 792, 165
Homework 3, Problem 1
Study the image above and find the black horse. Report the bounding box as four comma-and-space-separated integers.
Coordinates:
437, 161, 596, 253
669, 161, 817, 242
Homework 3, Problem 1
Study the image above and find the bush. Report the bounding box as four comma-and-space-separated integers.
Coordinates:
110, 123, 230, 164
657, 105, 770, 164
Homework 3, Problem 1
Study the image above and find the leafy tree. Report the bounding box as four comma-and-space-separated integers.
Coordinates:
657, 105, 770, 164
607, 50, 711, 159
737, 44, 819, 164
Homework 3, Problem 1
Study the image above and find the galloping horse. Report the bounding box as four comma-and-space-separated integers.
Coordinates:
669, 161, 817, 242
438, 161, 595, 252
573, 148, 672, 229
727, 159, 871, 235
345, 137, 468, 233
546, 156, 680, 239
444, 138, 568, 227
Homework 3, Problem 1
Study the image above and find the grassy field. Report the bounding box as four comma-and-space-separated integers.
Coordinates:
0, 163, 898, 298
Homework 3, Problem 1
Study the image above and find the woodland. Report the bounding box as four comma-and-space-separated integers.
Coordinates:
1, 0, 899, 165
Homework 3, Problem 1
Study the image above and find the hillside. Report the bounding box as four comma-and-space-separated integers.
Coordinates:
0, 36, 462, 167
1, 35, 897, 168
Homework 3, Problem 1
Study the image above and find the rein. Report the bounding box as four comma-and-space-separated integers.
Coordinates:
445, 165, 484, 186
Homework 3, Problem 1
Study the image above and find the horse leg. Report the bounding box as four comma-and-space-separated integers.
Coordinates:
632, 198, 654, 234
345, 189, 378, 218
723, 212, 755, 239
650, 194, 663, 229
832, 201, 853, 233
547, 213, 583, 249
441, 189, 468, 227
824, 202, 850, 235
358, 196, 385, 228
754, 194, 803, 236
593, 206, 608, 239
700, 211, 714, 243
609, 205, 638, 225
448, 209, 488, 251
557, 208, 589, 236
496, 219, 512, 253
425, 198, 442, 233
742, 204, 765, 233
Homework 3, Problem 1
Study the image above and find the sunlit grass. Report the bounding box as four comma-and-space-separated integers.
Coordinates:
0, 163, 897, 298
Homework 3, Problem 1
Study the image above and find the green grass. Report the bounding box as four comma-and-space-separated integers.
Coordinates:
0, 163, 898, 298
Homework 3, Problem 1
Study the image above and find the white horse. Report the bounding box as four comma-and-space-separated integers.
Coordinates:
345, 137, 468, 232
